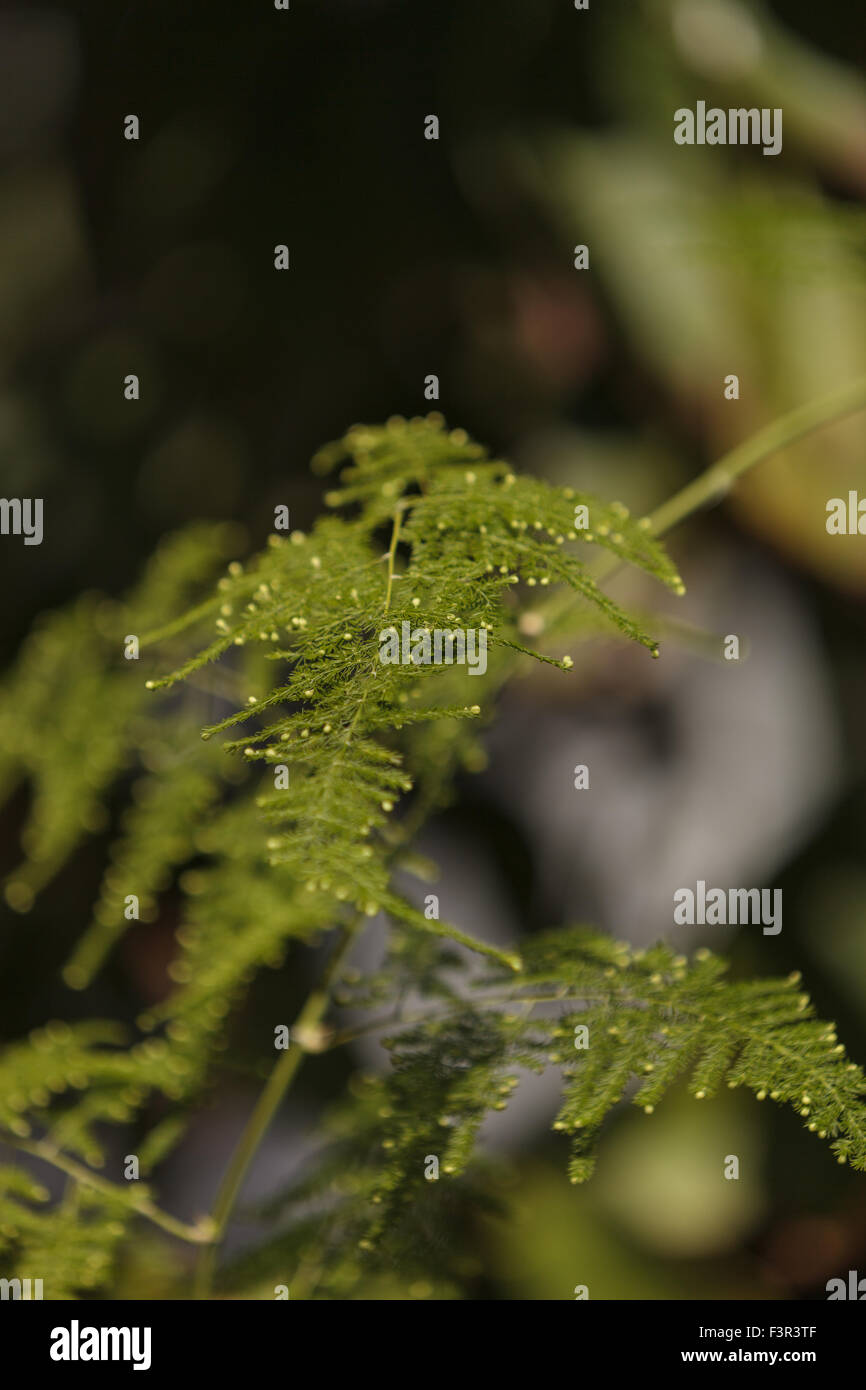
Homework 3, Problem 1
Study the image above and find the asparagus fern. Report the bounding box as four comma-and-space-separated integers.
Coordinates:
0, 411, 864, 1299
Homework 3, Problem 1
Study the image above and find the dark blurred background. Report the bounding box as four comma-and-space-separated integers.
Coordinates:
2, 0, 866, 1298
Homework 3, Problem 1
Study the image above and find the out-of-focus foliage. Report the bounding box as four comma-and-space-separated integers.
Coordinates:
479, 0, 866, 587
219, 926, 866, 1298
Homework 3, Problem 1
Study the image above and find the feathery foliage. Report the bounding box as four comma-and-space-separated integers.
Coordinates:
218, 927, 866, 1298
0, 414, 863, 1299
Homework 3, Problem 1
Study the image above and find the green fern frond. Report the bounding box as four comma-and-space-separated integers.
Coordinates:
0, 524, 239, 913
0, 412, 863, 1299
139, 415, 677, 973
63, 742, 223, 990
0, 1019, 206, 1164
0, 1166, 131, 1298
216, 925, 866, 1297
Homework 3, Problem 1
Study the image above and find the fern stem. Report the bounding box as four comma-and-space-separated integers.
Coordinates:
383, 505, 403, 612
193, 921, 358, 1299
646, 374, 866, 539
12, 1139, 213, 1244
543, 374, 866, 632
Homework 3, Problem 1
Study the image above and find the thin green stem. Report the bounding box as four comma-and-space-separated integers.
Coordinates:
193, 921, 359, 1299
383, 506, 404, 612
11, 1138, 213, 1244
644, 374, 866, 539
541, 374, 866, 636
